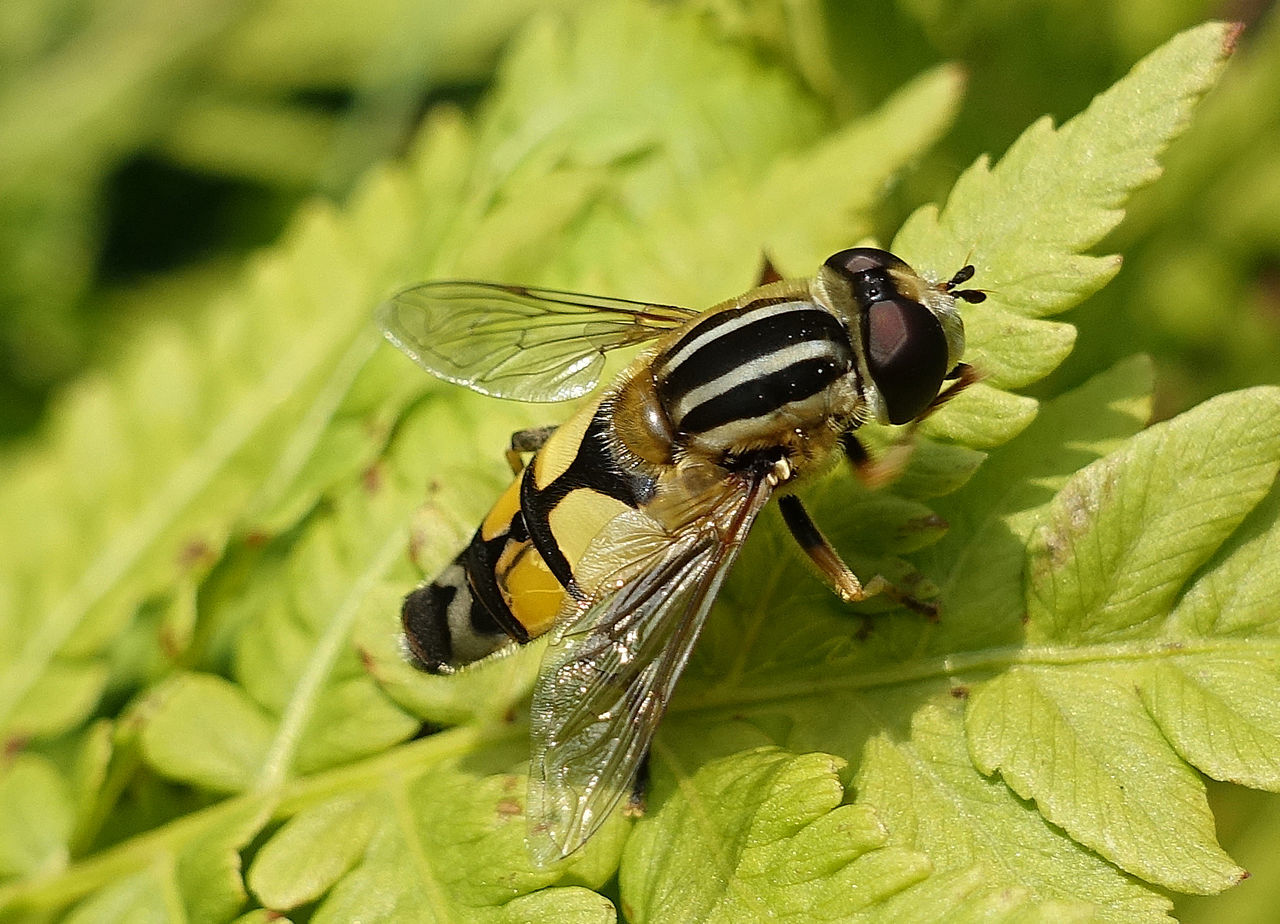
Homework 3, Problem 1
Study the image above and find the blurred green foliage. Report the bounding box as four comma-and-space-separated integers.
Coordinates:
0, 0, 588, 435
5, 0, 1278, 436
3, 0, 1279, 920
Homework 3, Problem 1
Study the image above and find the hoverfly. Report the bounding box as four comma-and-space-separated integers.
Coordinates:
377, 248, 984, 865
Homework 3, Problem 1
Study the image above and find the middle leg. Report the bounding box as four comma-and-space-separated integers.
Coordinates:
778, 493, 938, 618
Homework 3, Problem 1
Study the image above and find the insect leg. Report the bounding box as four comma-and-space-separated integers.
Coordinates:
626, 750, 651, 818
778, 494, 939, 618
839, 429, 915, 490
778, 494, 879, 602
919, 362, 980, 421
838, 430, 871, 471
840, 364, 982, 488
505, 425, 558, 474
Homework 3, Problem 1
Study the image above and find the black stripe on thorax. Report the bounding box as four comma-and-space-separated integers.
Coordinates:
678, 354, 848, 435
658, 302, 848, 406
520, 405, 657, 594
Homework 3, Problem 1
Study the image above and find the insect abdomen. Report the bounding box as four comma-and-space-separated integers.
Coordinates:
402, 400, 654, 673
400, 552, 515, 673
400, 469, 536, 673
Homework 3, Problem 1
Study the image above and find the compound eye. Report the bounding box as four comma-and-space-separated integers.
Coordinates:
824, 247, 910, 279
865, 297, 949, 425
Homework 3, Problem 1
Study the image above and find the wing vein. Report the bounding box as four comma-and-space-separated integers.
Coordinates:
526, 466, 777, 864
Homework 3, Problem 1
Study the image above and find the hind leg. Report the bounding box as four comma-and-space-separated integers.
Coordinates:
505, 425, 558, 474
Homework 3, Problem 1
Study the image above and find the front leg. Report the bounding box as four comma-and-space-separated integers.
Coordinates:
839, 430, 915, 490
840, 363, 982, 488
920, 362, 980, 421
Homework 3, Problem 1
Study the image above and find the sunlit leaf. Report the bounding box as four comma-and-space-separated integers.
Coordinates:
0, 8, 1267, 924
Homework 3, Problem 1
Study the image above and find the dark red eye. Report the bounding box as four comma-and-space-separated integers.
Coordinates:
865, 297, 948, 425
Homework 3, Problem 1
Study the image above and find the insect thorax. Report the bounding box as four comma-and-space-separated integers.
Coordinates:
611, 295, 861, 472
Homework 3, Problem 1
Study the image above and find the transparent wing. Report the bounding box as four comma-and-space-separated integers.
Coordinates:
377, 281, 697, 402
525, 467, 777, 865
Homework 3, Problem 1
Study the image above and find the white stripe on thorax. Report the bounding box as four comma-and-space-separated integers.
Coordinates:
659, 300, 814, 377
689, 389, 833, 448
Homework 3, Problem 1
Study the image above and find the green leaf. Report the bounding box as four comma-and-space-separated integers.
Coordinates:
2, 6, 1264, 923
1, 659, 109, 742
0, 96, 509, 744
54, 720, 119, 864
140, 673, 277, 793
0, 755, 73, 880
917, 383, 1039, 448
893, 21, 1238, 320
236, 733, 625, 922
307, 769, 624, 922
1026, 388, 1280, 643
921, 355, 1156, 648
651, 62, 966, 288
0, 213, 388, 741
860, 703, 1171, 921
967, 388, 1280, 892
968, 667, 1242, 893
2, 3, 895, 913
888, 22, 1235, 480
248, 794, 380, 910
621, 747, 932, 922
4, 797, 271, 923
569, 20, 1240, 917
1168, 472, 1280, 640
1139, 655, 1280, 790
139, 404, 464, 792
214, 0, 592, 92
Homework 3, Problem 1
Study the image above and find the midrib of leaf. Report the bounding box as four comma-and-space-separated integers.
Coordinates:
675, 637, 1280, 715
0, 726, 498, 914
648, 738, 739, 899
0, 321, 348, 731
242, 327, 383, 523
253, 520, 411, 791
389, 774, 454, 921
0, 791, 276, 914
